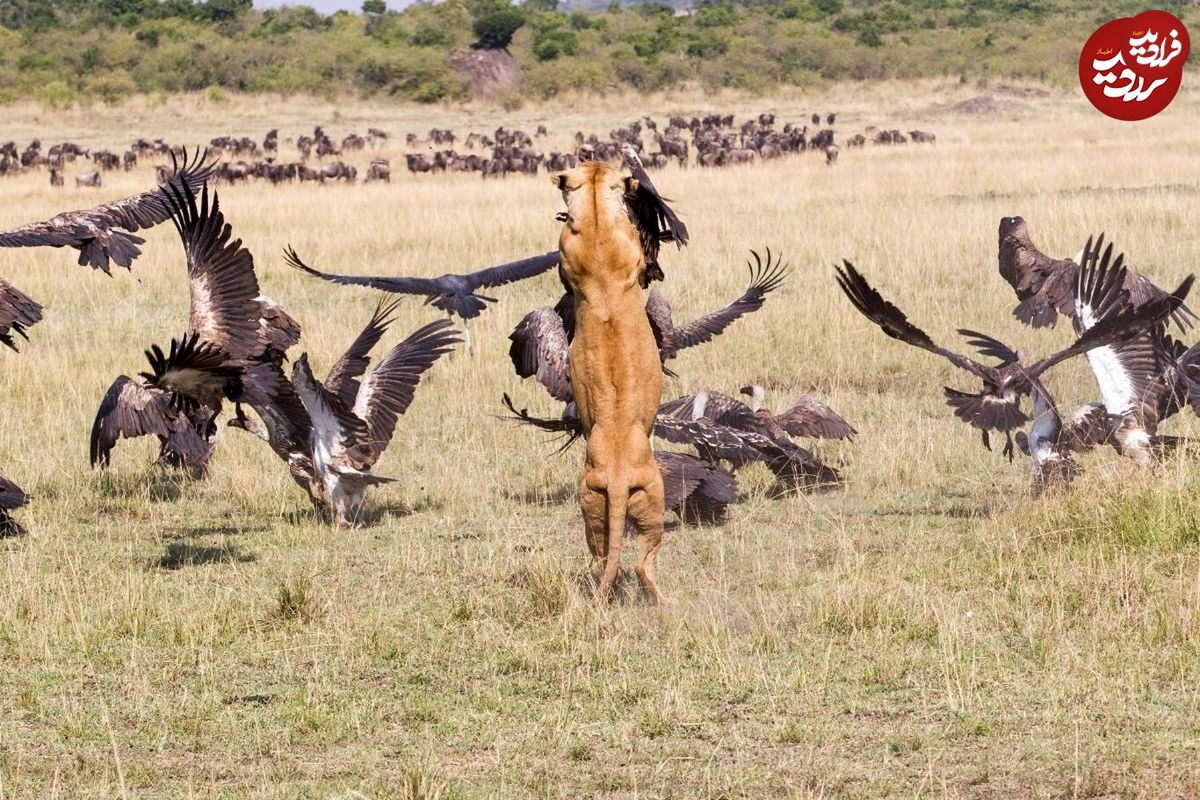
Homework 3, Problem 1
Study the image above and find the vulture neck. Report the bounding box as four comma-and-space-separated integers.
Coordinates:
746, 385, 765, 412
691, 391, 710, 421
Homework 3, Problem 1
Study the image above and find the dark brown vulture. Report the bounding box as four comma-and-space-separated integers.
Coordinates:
0, 472, 29, 538
0, 276, 43, 351
738, 384, 857, 441
837, 255, 1193, 457
998, 216, 1193, 330
656, 390, 843, 490
618, 144, 689, 285
289, 312, 460, 527
140, 182, 297, 412
284, 246, 560, 321
0, 148, 214, 273
90, 376, 217, 476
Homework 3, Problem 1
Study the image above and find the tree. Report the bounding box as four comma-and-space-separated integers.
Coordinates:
362, 0, 386, 13
471, 0, 524, 49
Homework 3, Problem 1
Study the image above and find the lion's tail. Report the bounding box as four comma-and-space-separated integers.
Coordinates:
601, 479, 628, 595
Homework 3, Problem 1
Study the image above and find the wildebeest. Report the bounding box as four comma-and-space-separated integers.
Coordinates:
75, 172, 102, 188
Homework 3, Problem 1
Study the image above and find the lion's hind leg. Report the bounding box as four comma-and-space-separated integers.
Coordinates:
629, 467, 667, 605
580, 477, 609, 587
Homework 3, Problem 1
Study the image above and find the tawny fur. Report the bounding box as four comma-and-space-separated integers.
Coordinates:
553, 162, 667, 604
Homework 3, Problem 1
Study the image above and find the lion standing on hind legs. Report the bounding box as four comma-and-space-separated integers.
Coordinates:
553, 160, 669, 604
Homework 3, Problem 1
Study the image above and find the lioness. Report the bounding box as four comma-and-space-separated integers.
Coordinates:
554, 161, 667, 603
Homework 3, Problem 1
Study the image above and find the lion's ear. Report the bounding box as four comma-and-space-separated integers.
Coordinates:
551, 172, 567, 190
624, 176, 639, 194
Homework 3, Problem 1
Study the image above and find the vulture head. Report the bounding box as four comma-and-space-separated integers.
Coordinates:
738, 384, 766, 411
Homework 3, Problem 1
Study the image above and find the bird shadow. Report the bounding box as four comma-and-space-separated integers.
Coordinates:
164, 524, 263, 540
94, 469, 191, 502
874, 503, 992, 521
155, 541, 257, 571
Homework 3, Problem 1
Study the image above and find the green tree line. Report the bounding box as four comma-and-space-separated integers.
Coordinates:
0, 0, 1192, 107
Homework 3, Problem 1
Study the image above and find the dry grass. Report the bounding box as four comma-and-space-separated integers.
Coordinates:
1, 81, 1199, 797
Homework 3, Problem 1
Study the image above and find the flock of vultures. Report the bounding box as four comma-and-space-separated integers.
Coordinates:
0, 141, 1192, 565
0, 112, 935, 191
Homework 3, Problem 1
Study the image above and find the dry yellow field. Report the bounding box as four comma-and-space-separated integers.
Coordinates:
1, 81, 1199, 797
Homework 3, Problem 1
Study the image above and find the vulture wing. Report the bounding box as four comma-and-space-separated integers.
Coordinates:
353, 319, 460, 456
164, 183, 263, 361
835, 261, 994, 382
659, 248, 789, 358
0, 147, 214, 272
0, 276, 44, 352
324, 297, 403, 409
468, 251, 561, 290
500, 393, 584, 451
284, 246, 444, 297
89, 376, 210, 468
654, 451, 706, 514
775, 395, 857, 440
508, 307, 573, 404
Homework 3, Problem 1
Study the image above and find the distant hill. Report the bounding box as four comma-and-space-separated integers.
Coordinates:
0, 0, 1193, 106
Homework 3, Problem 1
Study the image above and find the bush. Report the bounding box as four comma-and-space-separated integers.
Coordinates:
472, 4, 524, 49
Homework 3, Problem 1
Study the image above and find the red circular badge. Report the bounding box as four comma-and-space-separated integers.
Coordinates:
1079, 9, 1189, 121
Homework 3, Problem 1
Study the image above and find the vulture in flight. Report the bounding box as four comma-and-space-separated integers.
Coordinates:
0, 148, 215, 273
284, 246, 561, 322
997, 216, 1193, 331
500, 394, 737, 523
140, 182, 299, 413
289, 312, 460, 527
0, 472, 29, 538
1070, 236, 1200, 465
508, 248, 789, 399
0, 276, 43, 352
89, 376, 218, 476
837, 255, 1194, 457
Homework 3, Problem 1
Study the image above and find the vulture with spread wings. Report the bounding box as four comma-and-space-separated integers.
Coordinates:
284, 246, 560, 321
0, 148, 215, 273
0, 276, 43, 352
89, 376, 217, 476
997, 216, 1193, 331
289, 311, 460, 527
139, 182, 299, 413
837, 254, 1194, 457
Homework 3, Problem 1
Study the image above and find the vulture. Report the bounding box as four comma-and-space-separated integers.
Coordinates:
0, 148, 214, 273
738, 384, 857, 441
656, 390, 844, 490
618, 144, 689, 284
89, 376, 217, 476
997, 216, 1193, 331
1070, 237, 1200, 465
0, 276, 43, 351
0, 472, 28, 537
835, 257, 1193, 457
1014, 390, 1117, 494
289, 314, 460, 527
284, 246, 561, 322
500, 394, 737, 523
140, 182, 299, 413
508, 248, 789, 398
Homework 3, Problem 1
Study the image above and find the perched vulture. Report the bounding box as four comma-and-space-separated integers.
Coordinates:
997, 216, 1193, 330
508, 248, 788, 397
89, 376, 217, 476
140, 182, 296, 411
738, 384, 856, 441
0, 472, 29, 538
289, 313, 460, 527
284, 246, 560, 321
0, 148, 214, 273
1070, 237, 1200, 465
656, 390, 843, 490
836, 257, 1193, 457
0, 276, 43, 352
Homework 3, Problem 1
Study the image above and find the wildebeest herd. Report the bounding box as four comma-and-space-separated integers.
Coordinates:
1, 139, 1190, 603
0, 112, 936, 194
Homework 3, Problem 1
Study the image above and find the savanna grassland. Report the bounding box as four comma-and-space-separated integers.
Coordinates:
1, 81, 1200, 797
